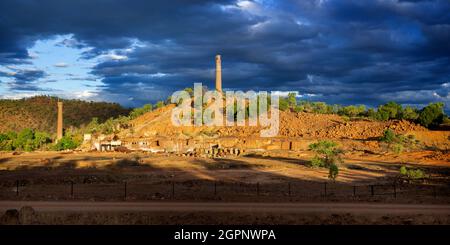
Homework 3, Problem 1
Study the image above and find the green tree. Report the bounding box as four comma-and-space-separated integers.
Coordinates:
312, 102, 328, 114
327, 104, 341, 114
340, 105, 366, 117
279, 98, 290, 111
309, 140, 343, 164
297, 100, 314, 113
374, 109, 390, 121
400, 106, 419, 120
376, 102, 402, 120
23, 139, 35, 152
54, 135, 80, 150
0, 133, 14, 151
0, 140, 13, 151
308, 140, 343, 180
329, 163, 339, 180
154, 101, 165, 109
33, 131, 51, 149
13, 128, 34, 150
287, 92, 297, 108
6, 131, 17, 141
85, 117, 100, 133
367, 108, 376, 118
129, 103, 153, 119
417, 102, 444, 128
0, 133, 8, 142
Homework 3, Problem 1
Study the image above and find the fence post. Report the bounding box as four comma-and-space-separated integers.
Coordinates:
393, 183, 396, 198
16, 180, 19, 196
353, 186, 356, 197
324, 182, 327, 197
124, 181, 127, 200
371, 185, 374, 196
256, 182, 260, 196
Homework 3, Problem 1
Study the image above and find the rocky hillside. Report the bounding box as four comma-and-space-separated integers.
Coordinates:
120, 104, 427, 139
0, 96, 131, 133
109, 103, 448, 150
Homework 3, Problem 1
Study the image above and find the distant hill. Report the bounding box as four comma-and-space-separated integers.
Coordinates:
0, 96, 131, 133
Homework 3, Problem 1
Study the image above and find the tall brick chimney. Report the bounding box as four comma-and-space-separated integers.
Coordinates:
215, 55, 222, 92
57, 101, 63, 141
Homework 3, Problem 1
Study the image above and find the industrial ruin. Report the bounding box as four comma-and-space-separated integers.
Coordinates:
71, 55, 449, 158
77, 55, 302, 157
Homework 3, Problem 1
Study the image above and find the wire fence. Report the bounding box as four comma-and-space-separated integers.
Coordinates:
0, 179, 448, 202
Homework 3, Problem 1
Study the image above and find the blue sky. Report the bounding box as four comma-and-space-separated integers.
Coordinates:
0, 35, 101, 98
0, 0, 449, 110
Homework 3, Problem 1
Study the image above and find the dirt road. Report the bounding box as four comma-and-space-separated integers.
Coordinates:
1, 201, 449, 215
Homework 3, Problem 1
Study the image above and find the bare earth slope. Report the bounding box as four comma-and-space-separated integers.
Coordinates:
119, 105, 448, 149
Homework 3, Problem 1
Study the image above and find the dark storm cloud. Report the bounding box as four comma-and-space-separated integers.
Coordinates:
0, 69, 47, 91
0, 0, 449, 109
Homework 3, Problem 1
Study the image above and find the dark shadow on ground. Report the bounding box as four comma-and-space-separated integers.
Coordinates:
192, 158, 264, 170
243, 154, 310, 166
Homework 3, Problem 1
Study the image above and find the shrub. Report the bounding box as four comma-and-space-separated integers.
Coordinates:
328, 163, 339, 180
0, 134, 11, 151
13, 128, 34, 150
0, 128, 51, 151
399, 166, 408, 175
23, 139, 35, 152
309, 141, 342, 162
399, 166, 426, 180
308, 155, 326, 168
0, 140, 13, 151
0, 133, 8, 142
85, 115, 131, 135
408, 169, 426, 179
33, 131, 51, 149
5, 131, 17, 140
293, 105, 303, 113
297, 100, 313, 112
53, 135, 80, 151
392, 143, 404, 154
379, 130, 418, 154
308, 140, 343, 180
380, 129, 396, 143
